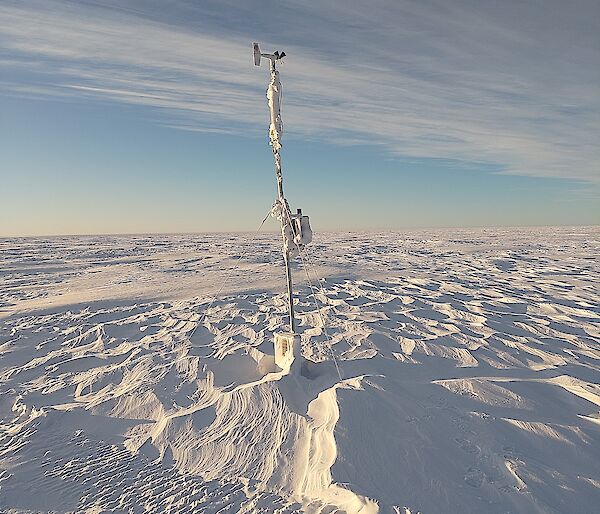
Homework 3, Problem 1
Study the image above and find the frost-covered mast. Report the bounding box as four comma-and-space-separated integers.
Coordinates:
253, 43, 312, 370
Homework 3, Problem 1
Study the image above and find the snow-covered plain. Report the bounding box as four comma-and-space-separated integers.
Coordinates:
1, 227, 599, 514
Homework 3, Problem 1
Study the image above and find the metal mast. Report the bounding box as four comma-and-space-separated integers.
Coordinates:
253, 43, 296, 334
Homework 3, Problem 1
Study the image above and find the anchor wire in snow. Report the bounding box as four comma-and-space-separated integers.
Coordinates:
187, 208, 272, 343
282, 207, 343, 381
187, 205, 343, 383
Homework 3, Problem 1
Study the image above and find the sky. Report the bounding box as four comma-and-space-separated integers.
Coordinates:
1, 0, 599, 236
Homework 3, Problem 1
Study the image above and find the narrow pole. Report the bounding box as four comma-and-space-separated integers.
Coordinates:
284, 252, 295, 334
264, 52, 296, 334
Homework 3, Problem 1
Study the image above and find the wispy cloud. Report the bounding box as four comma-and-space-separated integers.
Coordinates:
1, 0, 599, 182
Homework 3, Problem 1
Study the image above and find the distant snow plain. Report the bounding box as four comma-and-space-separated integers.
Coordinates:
1, 227, 599, 514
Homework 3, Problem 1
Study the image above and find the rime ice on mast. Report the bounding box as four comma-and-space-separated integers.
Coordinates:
253, 43, 312, 373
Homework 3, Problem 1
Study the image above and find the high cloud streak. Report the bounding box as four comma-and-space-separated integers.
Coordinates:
1, 0, 599, 182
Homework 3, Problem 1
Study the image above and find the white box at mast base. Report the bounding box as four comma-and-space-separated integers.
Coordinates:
274, 332, 300, 372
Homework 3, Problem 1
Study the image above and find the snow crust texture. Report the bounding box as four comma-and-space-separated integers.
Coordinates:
0, 227, 599, 513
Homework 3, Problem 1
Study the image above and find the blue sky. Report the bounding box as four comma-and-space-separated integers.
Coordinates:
1, 0, 599, 235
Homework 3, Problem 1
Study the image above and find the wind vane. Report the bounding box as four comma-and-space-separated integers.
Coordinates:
253, 42, 312, 373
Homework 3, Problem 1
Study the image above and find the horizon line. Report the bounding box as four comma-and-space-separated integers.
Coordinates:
2, 223, 599, 239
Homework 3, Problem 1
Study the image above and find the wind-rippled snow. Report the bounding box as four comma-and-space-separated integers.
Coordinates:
1, 227, 599, 513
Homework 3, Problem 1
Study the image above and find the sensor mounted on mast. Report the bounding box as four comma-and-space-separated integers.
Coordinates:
253, 43, 286, 68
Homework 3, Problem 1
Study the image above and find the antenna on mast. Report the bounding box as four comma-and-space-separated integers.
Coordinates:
253, 42, 311, 374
